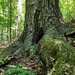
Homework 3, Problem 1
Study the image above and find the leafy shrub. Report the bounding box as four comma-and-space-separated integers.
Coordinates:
0, 59, 4, 64
4, 67, 36, 75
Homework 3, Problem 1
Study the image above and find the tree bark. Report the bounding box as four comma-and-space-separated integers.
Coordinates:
15, 0, 66, 54
5, 0, 67, 56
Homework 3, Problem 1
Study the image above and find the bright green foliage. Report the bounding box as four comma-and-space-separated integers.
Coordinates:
4, 67, 36, 75
59, 0, 75, 21
0, 59, 4, 64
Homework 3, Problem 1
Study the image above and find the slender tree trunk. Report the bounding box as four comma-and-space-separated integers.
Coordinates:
9, 0, 12, 41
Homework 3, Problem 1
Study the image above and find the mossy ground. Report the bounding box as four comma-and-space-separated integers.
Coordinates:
37, 37, 75, 75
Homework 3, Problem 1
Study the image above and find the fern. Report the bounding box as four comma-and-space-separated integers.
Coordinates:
4, 67, 36, 75
0, 59, 4, 64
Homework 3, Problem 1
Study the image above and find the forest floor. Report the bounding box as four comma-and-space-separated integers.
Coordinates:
0, 43, 45, 75
0, 55, 44, 75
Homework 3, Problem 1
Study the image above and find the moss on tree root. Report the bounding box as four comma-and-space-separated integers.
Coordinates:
37, 37, 75, 75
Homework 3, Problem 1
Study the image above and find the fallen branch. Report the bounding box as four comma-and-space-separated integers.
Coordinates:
0, 55, 17, 67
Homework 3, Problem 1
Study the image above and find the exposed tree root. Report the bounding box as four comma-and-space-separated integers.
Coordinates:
0, 55, 17, 67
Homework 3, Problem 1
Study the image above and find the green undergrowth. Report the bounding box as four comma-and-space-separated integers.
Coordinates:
0, 53, 8, 64
4, 67, 36, 75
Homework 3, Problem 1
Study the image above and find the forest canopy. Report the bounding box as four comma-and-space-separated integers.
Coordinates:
59, 0, 75, 21
0, 0, 25, 44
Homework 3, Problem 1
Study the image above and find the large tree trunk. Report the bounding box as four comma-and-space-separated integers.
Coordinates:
1, 1, 75, 75
13, 0, 66, 55
0, 0, 67, 67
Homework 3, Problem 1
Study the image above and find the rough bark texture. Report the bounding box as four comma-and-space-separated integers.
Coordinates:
14, 0, 67, 55
37, 37, 75, 75
1, 0, 67, 59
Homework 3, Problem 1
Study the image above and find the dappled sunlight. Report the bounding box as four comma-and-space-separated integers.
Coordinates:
0, 0, 25, 45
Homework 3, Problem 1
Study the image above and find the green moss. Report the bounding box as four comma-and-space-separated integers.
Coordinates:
37, 38, 75, 75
